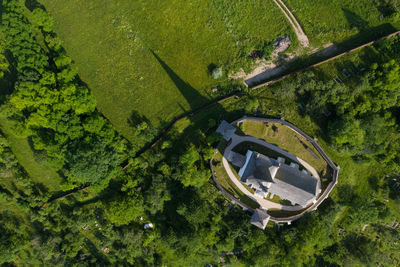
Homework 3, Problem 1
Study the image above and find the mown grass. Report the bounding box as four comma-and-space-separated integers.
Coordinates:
40, 0, 292, 144
285, 0, 400, 48
238, 120, 330, 178
0, 116, 62, 192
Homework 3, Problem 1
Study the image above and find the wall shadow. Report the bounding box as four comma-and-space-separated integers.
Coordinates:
246, 23, 398, 88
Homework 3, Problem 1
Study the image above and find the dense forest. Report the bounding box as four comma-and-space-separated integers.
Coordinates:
1, 0, 400, 266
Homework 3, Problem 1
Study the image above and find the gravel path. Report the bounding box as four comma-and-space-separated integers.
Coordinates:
273, 0, 309, 47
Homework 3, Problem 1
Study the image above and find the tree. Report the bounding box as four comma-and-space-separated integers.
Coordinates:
0, 41, 8, 78
31, 8, 54, 32
66, 138, 119, 185
105, 194, 144, 226
328, 119, 365, 151
174, 145, 210, 187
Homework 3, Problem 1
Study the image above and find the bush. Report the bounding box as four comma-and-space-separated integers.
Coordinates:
211, 67, 223, 79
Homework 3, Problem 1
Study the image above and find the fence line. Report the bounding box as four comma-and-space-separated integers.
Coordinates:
213, 117, 339, 224
247, 30, 400, 89
43, 30, 396, 208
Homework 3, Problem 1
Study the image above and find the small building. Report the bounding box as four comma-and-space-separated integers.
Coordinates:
231, 150, 321, 207
251, 209, 270, 230
216, 120, 236, 141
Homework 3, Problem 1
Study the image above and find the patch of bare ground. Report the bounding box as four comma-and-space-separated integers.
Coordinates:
273, 0, 309, 47
229, 54, 297, 82
229, 36, 294, 81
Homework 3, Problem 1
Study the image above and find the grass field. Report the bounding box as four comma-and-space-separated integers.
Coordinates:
0, 116, 62, 192
285, 0, 400, 47
40, 0, 292, 144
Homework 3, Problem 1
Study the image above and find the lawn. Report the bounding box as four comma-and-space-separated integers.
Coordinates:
237, 120, 331, 180
39, 0, 292, 144
285, 0, 400, 48
0, 116, 62, 192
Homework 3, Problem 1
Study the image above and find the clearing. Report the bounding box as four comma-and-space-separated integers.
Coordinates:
40, 0, 292, 143
0, 116, 62, 192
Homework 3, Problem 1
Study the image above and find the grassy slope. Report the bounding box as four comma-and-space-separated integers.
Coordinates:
285, 0, 400, 47
0, 116, 62, 192
39, 0, 291, 143
239, 120, 329, 175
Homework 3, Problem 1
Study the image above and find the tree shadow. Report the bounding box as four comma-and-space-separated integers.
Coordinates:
207, 63, 217, 75
246, 22, 397, 88
24, 0, 45, 12
342, 9, 369, 32
127, 110, 151, 128
336, 184, 355, 205
84, 237, 110, 265
0, 0, 3, 24
375, 0, 397, 17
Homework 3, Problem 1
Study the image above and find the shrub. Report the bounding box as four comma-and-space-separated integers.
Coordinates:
211, 67, 223, 79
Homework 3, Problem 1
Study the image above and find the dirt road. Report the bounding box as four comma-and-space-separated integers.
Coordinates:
273, 0, 309, 47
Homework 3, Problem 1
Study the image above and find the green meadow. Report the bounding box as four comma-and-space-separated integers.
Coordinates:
40, 0, 292, 143
285, 0, 400, 47
0, 116, 62, 192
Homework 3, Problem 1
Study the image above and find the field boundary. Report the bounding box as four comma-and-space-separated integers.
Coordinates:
247, 30, 400, 89
42, 29, 399, 208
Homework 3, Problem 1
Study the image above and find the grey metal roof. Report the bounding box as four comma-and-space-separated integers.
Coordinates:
216, 120, 236, 141
251, 209, 270, 230
275, 165, 318, 195
269, 164, 319, 207
227, 151, 246, 168
238, 150, 320, 207
239, 151, 277, 183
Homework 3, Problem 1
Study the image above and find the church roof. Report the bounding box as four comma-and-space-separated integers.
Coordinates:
234, 150, 320, 207
238, 151, 277, 184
